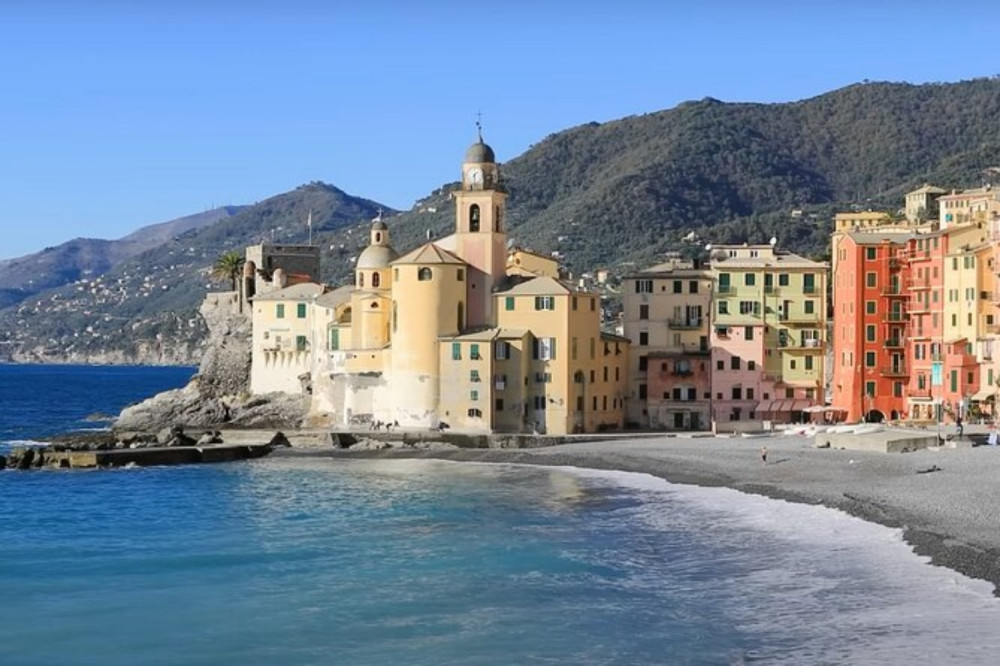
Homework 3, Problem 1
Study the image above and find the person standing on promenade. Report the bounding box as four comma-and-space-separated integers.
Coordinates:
760, 445, 768, 465
956, 415, 964, 439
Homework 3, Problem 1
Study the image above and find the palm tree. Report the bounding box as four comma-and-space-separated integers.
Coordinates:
212, 251, 244, 291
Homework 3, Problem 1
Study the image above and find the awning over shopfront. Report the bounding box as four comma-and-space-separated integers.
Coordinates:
970, 389, 996, 402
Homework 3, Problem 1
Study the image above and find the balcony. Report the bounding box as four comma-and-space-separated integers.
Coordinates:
886, 311, 909, 322
778, 313, 821, 325
777, 337, 825, 350
880, 365, 909, 377
885, 338, 905, 349
908, 279, 931, 291
718, 284, 733, 294
671, 369, 694, 377
910, 387, 932, 399
881, 285, 906, 297
985, 324, 1000, 335
931, 353, 943, 363
668, 318, 702, 329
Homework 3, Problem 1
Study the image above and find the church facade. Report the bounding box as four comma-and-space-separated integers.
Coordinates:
248, 134, 628, 435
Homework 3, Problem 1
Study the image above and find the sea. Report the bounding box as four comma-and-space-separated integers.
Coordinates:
2, 364, 1000, 665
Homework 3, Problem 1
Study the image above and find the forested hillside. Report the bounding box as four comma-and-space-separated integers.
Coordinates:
5, 78, 1000, 363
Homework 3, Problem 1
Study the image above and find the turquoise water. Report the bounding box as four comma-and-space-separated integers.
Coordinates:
2, 365, 1000, 664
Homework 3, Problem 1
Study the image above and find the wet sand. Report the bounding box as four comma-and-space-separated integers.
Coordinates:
274, 433, 1000, 595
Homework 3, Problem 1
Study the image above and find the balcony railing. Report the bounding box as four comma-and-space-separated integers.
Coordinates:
887, 312, 909, 322
885, 338, 904, 349
880, 365, 909, 377
718, 284, 733, 294
881, 285, 906, 297
910, 387, 932, 398
668, 318, 702, 329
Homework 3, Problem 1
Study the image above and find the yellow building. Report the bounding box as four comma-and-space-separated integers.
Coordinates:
834, 211, 892, 232
710, 244, 828, 425
250, 282, 325, 394
248, 132, 626, 434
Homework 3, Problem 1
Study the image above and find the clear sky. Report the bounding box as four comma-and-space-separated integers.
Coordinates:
1, 0, 997, 260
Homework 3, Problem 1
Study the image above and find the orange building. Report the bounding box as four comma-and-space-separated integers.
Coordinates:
831, 231, 914, 422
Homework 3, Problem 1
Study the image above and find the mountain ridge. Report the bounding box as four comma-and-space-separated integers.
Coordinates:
5, 78, 1000, 364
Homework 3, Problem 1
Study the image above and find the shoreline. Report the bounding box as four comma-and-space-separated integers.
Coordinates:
273, 433, 1000, 597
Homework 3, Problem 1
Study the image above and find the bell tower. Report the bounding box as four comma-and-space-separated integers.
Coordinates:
453, 123, 508, 327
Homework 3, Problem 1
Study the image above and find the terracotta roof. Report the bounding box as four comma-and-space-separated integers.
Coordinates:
393, 242, 466, 266
908, 184, 946, 195
845, 231, 916, 245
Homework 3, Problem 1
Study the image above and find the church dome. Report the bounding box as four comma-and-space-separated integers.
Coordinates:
357, 244, 399, 269
465, 138, 495, 164
371, 218, 388, 231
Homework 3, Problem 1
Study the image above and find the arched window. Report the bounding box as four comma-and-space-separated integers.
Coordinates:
457, 302, 464, 331
469, 204, 480, 232
392, 301, 398, 332
375, 232, 381, 243
358, 272, 364, 288
372, 272, 380, 288
495, 205, 502, 232
418, 267, 432, 281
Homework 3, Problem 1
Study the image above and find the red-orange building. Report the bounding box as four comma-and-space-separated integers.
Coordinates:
832, 231, 913, 421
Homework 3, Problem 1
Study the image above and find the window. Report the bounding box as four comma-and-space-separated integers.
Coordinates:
495, 342, 510, 360
457, 269, 464, 282
639, 304, 649, 319
635, 280, 653, 293
805, 356, 814, 370
358, 272, 365, 288
295, 335, 307, 352
689, 280, 698, 293
866, 325, 875, 342
804, 300, 815, 315
297, 303, 307, 318
276, 304, 285, 318
718, 273, 731, 292
470, 390, 479, 401
745, 326, 754, 340
470, 370, 480, 382
866, 247, 876, 260
732, 386, 743, 399
328, 327, 339, 351
457, 302, 464, 331
866, 301, 876, 314
865, 382, 876, 398
590, 298, 596, 311
590, 337, 596, 360
893, 382, 903, 397
638, 384, 647, 400
452, 343, 461, 360
717, 360, 724, 370
418, 267, 432, 281
718, 301, 729, 315
505, 296, 515, 311
534, 337, 556, 360
865, 351, 876, 367
468, 408, 482, 417
745, 273, 756, 286
790, 360, 797, 370
392, 302, 398, 332
469, 204, 480, 232
394, 268, 399, 282
739, 301, 758, 315
731, 356, 741, 370
778, 273, 789, 287
470, 343, 480, 360
534, 296, 555, 311
638, 356, 648, 371
495, 399, 504, 412
372, 272, 381, 288
673, 280, 682, 293
639, 332, 648, 346
748, 360, 756, 370
747, 388, 755, 399
865, 272, 876, 288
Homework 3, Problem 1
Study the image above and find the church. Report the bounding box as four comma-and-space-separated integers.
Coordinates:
247, 132, 628, 435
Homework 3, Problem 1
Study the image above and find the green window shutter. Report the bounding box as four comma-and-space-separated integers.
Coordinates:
950, 370, 958, 392
506, 296, 515, 311
471, 343, 480, 359
276, 304, 285, 318
297, 303, 307, 318
329, 328, 339, 351
550, 337, 557, 360
452, 342, 461, 360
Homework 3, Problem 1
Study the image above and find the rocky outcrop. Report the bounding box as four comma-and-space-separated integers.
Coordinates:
113, 293, 306, 433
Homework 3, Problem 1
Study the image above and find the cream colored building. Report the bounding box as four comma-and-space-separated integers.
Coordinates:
248, 133, 627, 434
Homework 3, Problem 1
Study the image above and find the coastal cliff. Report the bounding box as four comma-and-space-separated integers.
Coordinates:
115, 293, 307, 432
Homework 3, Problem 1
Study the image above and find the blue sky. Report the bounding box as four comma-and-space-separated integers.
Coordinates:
1, 0, 997, 260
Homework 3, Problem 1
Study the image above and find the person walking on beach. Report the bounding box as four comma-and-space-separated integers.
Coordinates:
760, 445, 768, 465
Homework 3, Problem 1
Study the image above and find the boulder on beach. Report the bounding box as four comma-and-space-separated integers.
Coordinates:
268, 432, 292, 448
